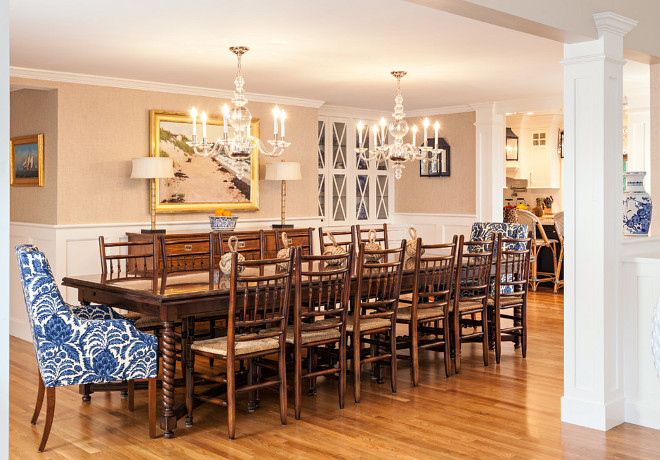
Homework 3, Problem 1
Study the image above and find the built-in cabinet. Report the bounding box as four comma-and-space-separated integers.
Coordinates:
317, 116, 392, 225
506, 111, 563, 189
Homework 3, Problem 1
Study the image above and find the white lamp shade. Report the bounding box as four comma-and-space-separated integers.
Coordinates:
264, 162, 302, 181
131, 157, 174, 179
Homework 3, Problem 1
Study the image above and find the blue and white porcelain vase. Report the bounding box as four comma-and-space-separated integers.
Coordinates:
623, 171, 652, 236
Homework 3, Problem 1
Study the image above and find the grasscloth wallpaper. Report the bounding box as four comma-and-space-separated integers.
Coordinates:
395, 111, 476, 214
10, 77, 318, 225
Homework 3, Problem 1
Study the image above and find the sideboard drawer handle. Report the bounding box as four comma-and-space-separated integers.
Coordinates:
238, 241, 246, 249
287, 239, 293, 245
184, 245, 193, 251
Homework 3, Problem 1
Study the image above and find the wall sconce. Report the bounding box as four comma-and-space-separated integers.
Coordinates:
506, 127, 519, 161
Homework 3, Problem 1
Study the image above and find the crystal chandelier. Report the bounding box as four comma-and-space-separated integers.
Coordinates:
355, 71, 440, 179
187, 46, 290, 180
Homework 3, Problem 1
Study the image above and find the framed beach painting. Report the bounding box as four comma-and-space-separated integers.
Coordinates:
10, 134, 44, 186
149, 110, 260, 213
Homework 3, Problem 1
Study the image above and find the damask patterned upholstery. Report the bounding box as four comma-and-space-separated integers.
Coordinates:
15, 244, 158, 388
469, 222, 528, 252
468, 222, 529, 294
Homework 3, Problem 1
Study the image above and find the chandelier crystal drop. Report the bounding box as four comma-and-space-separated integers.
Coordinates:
355, 71, 441, 180
187, 46, 290, 180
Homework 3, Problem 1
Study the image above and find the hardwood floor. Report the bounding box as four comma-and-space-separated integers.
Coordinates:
9, 289, 660, 458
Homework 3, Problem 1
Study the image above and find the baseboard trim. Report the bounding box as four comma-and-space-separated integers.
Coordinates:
561, 395, 625, 431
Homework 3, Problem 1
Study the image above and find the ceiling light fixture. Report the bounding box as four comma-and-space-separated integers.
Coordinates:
187, 46, 290, 180
355, 71, 440, 179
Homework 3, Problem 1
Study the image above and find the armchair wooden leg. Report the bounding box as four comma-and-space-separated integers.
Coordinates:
390, 329, 397, 394
279, 345, 287, 427
294, 342, 302, 420
481, 311, 489, 367
339, 336, 346, 410
31, 375, 45, 425
227, 357, 236, 440
37, 387, 55, 453
410, 322, 419, 387
79, 383, 91, 402
443, 317, 451, 378
148, 378, 157, 439
353, 333, 361, 404
127, 380, 135, 411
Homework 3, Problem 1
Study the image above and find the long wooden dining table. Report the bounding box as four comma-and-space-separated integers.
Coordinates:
62, 257, 421, 438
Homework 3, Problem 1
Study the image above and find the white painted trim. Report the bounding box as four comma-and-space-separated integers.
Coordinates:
391, 212, 477, 219
405, 105, 473, 117
10, 67, 326, 108
561, 395, 625, 431
318, 104, 386, 119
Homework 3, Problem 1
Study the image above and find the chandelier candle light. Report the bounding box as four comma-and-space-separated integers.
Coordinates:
187, 46, 290, 180
355, 71, 440, 179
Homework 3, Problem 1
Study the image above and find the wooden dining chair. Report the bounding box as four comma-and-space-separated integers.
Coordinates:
355, 223, 389, 249
453, 234, 495, 373
553, 211, 565, 293
488, 232, 532, 364
517, 210, 558, 292
275, 227, 314, 255
290, 246, 352, 419
318, 226, 356, 255
349, 240, 406, 403
396, 236, 457, 384
186, 250, 294, 439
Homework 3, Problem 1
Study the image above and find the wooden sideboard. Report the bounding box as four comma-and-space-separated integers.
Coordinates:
127, 227, 314, 262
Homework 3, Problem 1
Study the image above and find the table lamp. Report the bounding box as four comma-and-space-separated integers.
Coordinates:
131, 157, 174, 234
265, 161, 301, 229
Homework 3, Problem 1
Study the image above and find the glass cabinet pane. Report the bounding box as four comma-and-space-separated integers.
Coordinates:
333, 122, 346, 169
318, 121, 325, 169
332, 174, 346, 221
376, 175, 389, 219
318, 174, 325, 217
356, 175, 369, 220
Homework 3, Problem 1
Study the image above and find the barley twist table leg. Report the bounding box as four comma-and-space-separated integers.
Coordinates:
160, 321, 177, 438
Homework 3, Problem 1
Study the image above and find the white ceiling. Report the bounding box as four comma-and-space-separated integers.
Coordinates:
8, 0, 648, 111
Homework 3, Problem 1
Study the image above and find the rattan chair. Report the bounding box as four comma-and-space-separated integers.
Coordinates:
553, 211, 564, 293
517, 209, 558, 292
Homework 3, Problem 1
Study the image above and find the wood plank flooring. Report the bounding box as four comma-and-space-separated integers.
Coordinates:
9, 289, 660, 459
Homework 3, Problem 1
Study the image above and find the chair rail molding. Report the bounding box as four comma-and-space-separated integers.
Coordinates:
9, 217, 323, 342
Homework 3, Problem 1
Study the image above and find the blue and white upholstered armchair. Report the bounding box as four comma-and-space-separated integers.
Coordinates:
14, 244, 159, 452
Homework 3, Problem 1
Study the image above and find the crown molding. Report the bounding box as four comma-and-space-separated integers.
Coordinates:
593, 12, 638, 38
405, 105, 473, 117
318, 104, 386, 120
10, 67, 325, 108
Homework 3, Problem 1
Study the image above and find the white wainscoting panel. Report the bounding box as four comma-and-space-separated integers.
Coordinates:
622, 256, 660, 429
10, 217, 323, 342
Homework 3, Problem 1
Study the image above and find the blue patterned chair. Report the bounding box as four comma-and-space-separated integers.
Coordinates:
15, 244, 159, 452
468, 222, 529, 295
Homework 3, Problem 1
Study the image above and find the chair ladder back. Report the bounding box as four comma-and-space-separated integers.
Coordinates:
413, 236, 457, 311
318, 226, 356, 255
296, 247, 353, 332
355, 240, 406, 321
227, 252, 294, 358
99, 235, 158, 279
495, 234, 533, 299
355, 223, 389, 249
455, 236, 494, 302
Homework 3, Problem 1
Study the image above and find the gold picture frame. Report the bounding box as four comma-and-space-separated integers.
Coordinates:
10, 134, 44, 186
150, 110, 260, 213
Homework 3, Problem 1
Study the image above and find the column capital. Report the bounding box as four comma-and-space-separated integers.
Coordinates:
593, 12, 638, 38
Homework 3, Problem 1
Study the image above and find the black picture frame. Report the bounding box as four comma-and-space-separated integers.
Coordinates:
419, 137, 450, 177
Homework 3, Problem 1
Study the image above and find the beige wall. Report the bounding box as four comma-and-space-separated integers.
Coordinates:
10, 77, 318, 225
10, 88, 58, 224
394, 111, 476, 214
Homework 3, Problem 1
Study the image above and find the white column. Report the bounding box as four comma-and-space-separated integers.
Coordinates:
561, 12, 637, 431
471, 102, 505, 222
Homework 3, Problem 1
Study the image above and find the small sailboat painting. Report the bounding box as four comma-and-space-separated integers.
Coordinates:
14, 143, 39, 179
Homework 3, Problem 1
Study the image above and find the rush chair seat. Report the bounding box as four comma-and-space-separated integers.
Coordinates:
517, 210, 559, 292
15, 244, 158, 452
